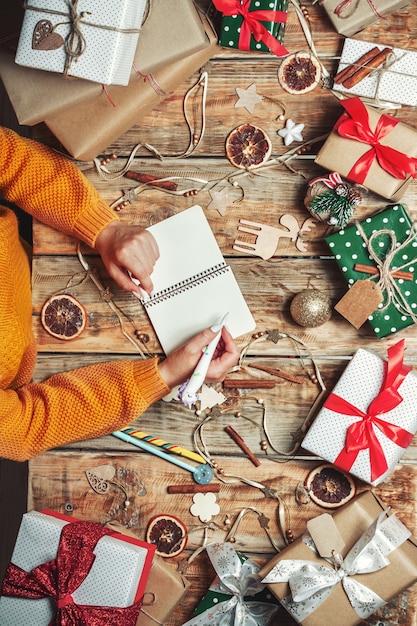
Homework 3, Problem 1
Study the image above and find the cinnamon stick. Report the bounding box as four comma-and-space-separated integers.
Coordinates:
167, 484, 220, 494
333, 46, 381, 85
248, 363, 304, 384
354, 263, 413, 281
124, 171, 178, 191
223, 378, 276, 389
342, 47, 392, 89
224, 425, 261, 467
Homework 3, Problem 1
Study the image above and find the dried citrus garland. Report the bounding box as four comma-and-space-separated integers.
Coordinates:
278, 52, 322, 95
296, 463, 356, 509
41, 293, 87, 341
225, 123, 272, 170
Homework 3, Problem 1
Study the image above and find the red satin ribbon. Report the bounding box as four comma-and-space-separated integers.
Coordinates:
1, 521, 143, 626
213, 0, 289, 56
323, 339, 414, 482
335, 97, 417, 185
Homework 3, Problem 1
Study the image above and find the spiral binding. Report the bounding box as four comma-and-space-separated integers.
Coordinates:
143, 263, 230, 308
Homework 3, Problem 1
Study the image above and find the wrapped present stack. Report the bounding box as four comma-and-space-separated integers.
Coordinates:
0, 0, 219, 159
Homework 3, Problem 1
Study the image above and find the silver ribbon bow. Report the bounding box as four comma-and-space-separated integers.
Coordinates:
262, 510, 411, 622
182, 542, 278, 626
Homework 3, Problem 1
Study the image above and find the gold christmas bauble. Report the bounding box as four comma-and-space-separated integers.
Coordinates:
290, 289, 332, 327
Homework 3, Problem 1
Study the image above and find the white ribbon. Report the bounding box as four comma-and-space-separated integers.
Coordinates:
182, 543, 278, 626
262, 510, 411, 622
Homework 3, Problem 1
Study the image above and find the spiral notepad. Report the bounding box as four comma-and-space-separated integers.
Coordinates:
141, 205, 255, 354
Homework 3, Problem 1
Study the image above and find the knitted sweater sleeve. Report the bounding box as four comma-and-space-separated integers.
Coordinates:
0, 358, 170, 462
0, 126, 117, 247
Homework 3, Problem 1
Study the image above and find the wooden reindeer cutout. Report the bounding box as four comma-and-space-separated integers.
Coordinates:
233, 214, 317, 259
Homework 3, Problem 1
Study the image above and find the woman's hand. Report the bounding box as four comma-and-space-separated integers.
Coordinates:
158, 326, 240, 389
95, 222, 159, 294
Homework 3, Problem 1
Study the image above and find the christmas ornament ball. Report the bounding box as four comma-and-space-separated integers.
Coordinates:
290, 289, 332, 327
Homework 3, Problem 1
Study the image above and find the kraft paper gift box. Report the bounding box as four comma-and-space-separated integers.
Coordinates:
212, 0, 289, 56
182, 542, 279, 625
301, 340, 417, 486
318, 0, 410, 36
15, 0, 147, 86
315, 97, 417, 201
105, 521, 190, 626
43, 12, 219, 161
325, 204, 417, 339
333, 38, 417, 107
0, 510, 156, 625
259, 490, 417, 626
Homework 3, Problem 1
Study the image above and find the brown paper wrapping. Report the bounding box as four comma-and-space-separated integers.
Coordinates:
315, 103, 417, 201
0, 0, 210, 126
319, 0, 410, 36
258, 490, 417, 626
43, 14, 219, 161
105, 522, 190, 626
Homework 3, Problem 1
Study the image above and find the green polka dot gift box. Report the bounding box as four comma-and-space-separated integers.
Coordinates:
212, 0, 289, 56
183, 543, 279, 625
325, 204, 417, 339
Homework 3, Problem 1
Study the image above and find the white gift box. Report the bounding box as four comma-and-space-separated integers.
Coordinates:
301, 344, 417, 486
15, 0, 146, 85
333, 38, 417, 107
0, 510, 155, 625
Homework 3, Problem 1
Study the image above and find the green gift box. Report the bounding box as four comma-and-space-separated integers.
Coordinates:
184, 543, 279, 625
214, 0, 288, 55
325, 204, 417, 339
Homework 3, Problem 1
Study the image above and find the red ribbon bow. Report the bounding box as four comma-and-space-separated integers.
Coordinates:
213, 0, 289, 56
323, 339, 414, 483
335, 97, 417, 185
1, 521, 143, 626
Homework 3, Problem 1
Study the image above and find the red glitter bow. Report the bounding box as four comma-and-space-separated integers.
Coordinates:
323, 339, 414, 482
1, 521, 143, 626
335, 97, 417, 184
213, 0, 289, 56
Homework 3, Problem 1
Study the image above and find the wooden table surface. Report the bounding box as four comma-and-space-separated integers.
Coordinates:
29, 1, 417, 624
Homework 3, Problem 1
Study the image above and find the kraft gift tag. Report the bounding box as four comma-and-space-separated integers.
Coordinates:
334, 280, 383, 329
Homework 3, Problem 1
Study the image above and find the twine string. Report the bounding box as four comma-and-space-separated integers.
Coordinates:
356, 221, 417, 321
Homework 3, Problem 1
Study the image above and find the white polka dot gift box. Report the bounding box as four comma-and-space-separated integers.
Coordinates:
258, 490, 417, 626
325, 203, 417, 339
0, 509, 156, 625
314, 97, 417, 201
301, 340, 417, 486
333, 38, 417, 107
212, 0, 289, 57
15, 0, 147, 85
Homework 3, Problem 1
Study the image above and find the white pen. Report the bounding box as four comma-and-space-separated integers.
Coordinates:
178, 313, 229, 408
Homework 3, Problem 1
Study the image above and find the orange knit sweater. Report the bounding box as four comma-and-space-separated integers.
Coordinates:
0, 127, 169, 462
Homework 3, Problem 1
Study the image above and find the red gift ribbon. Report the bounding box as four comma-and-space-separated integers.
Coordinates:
323, 339, 414, 482
1, 521, 143, 626
334, 97, 417, 185
213, 0, 289, 56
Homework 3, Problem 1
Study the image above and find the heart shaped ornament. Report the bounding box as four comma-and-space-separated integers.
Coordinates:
85, 464, 116, 494
32, 19, 64, 50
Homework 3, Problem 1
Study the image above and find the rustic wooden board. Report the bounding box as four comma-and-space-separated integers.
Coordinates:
25, 1, 417, 624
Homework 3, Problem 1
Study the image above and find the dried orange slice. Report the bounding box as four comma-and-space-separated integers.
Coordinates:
278, 52, 321, 95
305, 463, 356, 509
225, 123, 272, 170
146, 514, 188, 558
41, 293, 87, 341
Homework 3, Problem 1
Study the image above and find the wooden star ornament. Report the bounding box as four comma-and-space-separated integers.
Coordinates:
235, 83, 263, 114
